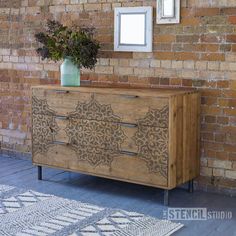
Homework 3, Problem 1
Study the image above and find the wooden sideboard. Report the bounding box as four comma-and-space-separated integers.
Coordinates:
31, 85, 200, 205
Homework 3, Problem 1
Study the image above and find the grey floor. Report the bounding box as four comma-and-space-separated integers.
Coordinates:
0, 154, 235, 236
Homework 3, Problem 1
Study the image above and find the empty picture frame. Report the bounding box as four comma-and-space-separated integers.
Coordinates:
157, 0, 180, 24
114, 7, 153, 52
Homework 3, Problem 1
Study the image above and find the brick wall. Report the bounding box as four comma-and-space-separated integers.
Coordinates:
0, 0, 235, 195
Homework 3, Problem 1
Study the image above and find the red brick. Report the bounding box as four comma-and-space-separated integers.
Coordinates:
201, 97, 218, 106
182, 79, 192, 87
202, 132, 214, 141
226, 35, 236, 43
222, 90, 236, 98
217, 116, 228, 125
216, 81, 228, 89
201, 53, 225, 61
205, 115, 216, 123
224, 144, 236, 152
159, 78, 170, 86
154, 35, 176, 43
181, 17, 200, 26
215, 133, 225, 142
221, 8, 236, 15
223, 108, 236, 116
149, 77, 160, 85
202, 106, 222, 115
176, 52, 199, 61
232, 45, 236, 52
99, 51, 133, 59
228, 16, 236, 24
229, 153, 236, 161
230, 81, 236, 90
176, 35, 199, 43
170, 78, 182, 86
201, 35, 225, 43
215, 151, 229, 160
195, 8, 220, 16
206, 44, 219, 52
181, 8, 195, 17
153, 52, 176, 60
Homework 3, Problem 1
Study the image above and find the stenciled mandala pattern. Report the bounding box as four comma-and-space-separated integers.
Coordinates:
67, 94, 122, 122
134, 106, 169, 178
137, 106, 169, 128
32, 96, 59, 155
65, 94, 126, 167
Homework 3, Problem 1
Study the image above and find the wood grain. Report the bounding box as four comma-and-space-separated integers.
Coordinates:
32, 86, 200, 190
33, 88, 169, 125
33, 144, 168, 188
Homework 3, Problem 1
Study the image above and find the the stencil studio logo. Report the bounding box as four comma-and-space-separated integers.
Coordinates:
163, 208, 233, 221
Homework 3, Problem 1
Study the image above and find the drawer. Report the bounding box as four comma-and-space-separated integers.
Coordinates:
32, 113, 169, 180
52, 116, 169, 156
32, 88, 92, 116
32, 88, 169, 126
33, 144, 168, 187
54, 117, 136, 152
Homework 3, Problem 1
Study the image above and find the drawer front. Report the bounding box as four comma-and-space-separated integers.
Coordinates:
33, 144, 168, 187
32, 88, 169, 186
54, 117, 134, 152
32, 88, 92, 116
54, 117, 168, 177
32, 113, 169, 180
32, 88, 169, 126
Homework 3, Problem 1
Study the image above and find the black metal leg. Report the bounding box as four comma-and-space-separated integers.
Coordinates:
188, 179, 194, 193
164, 190, 169, 206
38, 166, 42, 180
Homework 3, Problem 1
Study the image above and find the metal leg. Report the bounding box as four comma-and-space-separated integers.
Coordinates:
188, 179, 194, 193
164, 190, 169, 206
38, 166, 42, 180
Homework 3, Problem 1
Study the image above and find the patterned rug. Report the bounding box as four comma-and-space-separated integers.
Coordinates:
0, 184, 183, 236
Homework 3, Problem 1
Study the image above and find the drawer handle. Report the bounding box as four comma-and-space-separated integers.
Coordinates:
120, 122, 137, 128
55, 90, 70, 94
121, 150, 138, 157
49, 126, 55, 132
120, 94, 139, 99
55, 116, 68, 120
52, 141, 69, 145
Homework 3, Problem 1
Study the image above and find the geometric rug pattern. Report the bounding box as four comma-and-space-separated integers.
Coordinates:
0, 184, 183, 236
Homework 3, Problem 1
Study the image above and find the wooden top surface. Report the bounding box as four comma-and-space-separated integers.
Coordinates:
32, 85, 198, 98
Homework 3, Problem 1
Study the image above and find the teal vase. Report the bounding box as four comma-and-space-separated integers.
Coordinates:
60, 57, 80, 87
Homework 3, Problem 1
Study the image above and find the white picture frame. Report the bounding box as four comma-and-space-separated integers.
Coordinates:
114, 7, 153, 52
156, 0, 180, 24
